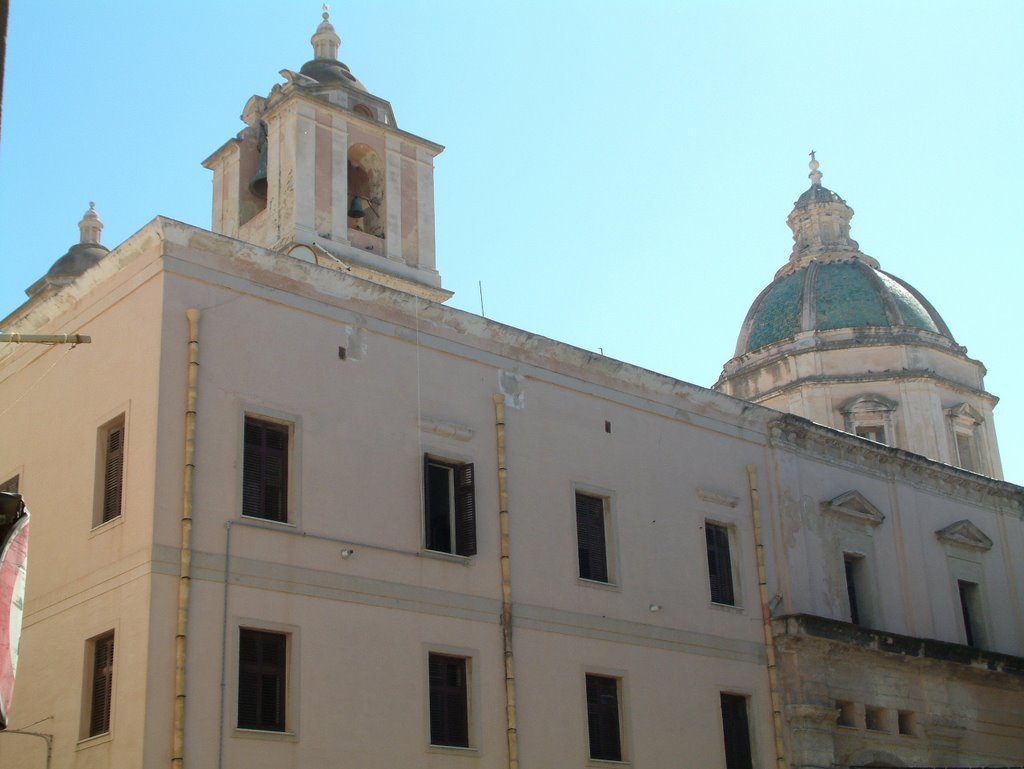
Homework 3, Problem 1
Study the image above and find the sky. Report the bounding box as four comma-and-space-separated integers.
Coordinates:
2, 1, 1022, 483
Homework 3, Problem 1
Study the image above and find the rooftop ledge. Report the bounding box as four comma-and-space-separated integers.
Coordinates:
774, 613, 1024, 678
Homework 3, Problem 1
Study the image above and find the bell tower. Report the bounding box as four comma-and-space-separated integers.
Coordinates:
203, 10, 449, 302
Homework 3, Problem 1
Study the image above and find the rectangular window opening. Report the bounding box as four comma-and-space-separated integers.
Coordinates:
720, 693, 753, 769
836, 699, 857, 728
424, 457, 476, 556
897, 709, 915, 736
958, 579, 983, 648
243, 417, 289, 523
855, 424, 887, 445
86, 631, 114, 738
843, 553, 864, 625
428, 653, 469, 748
955, 432, 977, 473
576, 492, 609, 583
585, 674, 622, 762
96, 416, 125, 525
864, 705, 887, 732
706, 522, 736, 605
238, 628, 287, 732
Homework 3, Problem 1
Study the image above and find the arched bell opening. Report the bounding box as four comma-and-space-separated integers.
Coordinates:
347, 143, 385, 239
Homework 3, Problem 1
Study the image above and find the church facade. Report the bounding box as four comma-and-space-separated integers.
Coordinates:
1, 13, 1022, 769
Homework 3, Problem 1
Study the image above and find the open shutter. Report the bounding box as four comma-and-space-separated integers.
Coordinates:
102, 425, 124, 523
454, 462, 476, 557
576, 493, 608, 582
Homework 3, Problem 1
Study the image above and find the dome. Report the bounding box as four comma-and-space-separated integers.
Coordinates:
26, 203, 109, 298
298, 9, 366, 91
298, 58, 366, 90
736, 259, 954, 355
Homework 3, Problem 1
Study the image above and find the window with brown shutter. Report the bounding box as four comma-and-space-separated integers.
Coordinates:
243, 417, 289, 523
576, 492, 609, 583
94, 416, 125, 526
428, 653, 469, 747
585, 673, 622, 761
238, 629, 287, 731
424, 457, 476, 556
720, 693, 753, 769
705, 522, 735, 605
87, 631, 115, 737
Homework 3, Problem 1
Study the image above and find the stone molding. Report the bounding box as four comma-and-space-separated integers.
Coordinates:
697, 488, 740, 508
935, 519, 993, 551
820, 491, 885, 526
418, 415, 475, 442
769, 416, 1024, 514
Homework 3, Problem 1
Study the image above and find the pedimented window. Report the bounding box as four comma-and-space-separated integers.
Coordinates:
841, 395, 897, 446
935, 519, 993, 551
820, 490, 885, 526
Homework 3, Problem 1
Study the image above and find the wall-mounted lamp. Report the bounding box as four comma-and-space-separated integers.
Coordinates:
648, 603, 662, 613
340, 548, 355, 559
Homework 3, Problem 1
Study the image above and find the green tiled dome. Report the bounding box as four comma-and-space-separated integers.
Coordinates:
738, 260, 953, 355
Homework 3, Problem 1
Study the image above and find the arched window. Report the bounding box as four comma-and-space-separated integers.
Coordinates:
347, 143, 385, 239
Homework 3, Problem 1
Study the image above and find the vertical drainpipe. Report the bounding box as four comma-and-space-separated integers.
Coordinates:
747, 464, 787, 769
492, 395, 519, 769
172, 309, 201, 769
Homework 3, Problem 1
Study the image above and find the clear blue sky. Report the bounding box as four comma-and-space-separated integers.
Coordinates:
2, 2, 1022, 482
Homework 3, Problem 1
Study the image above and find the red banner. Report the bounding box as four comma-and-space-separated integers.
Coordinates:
0, 510, 29, 730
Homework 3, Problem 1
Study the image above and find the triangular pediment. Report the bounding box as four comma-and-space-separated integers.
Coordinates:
820, 490, 885, 525
936, 519, 993, 551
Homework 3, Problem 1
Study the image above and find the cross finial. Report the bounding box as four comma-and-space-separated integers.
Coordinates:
808, 150, 822, 185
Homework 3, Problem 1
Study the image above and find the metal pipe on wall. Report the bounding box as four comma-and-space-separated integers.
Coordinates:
493, 394, 519, 769
172, 309, 201, 769
747, 464, 787, 769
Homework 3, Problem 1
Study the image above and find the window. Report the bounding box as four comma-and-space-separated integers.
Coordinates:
96, 416, 125, 525
897, 709, 916, 736
841, 394, 896, 446
238, 629, 287, 731
428, 653, 469, 748
947, 403, 986, 474
836, 700, 857, 728
706, 522, 735, 605
585, 674, 622, 762
576, 492, 609, 583
86, 631, 114, 737
243, 417, 289, 522
719, 693, 753, 769
844, 553, 867, 625
423, 457, 476, 556
864, 705, 887, 732
958, 579, 984, 648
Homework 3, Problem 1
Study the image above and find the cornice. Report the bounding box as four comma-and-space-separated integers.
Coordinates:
768, 415, 1024, 515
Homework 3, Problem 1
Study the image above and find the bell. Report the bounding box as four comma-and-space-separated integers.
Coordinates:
248, 141, 268, 199
348, 195, 366, 218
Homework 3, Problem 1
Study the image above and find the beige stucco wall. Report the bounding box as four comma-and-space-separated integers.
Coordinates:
2, 219, 1022, 767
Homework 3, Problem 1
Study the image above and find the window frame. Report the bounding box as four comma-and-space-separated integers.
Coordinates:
242, 414, 293, 524
236, 626, 293, 734
427, 652, 471, 749
423, 455, 477, 557
93, 414, 126, 527
575, 488, 617, 586
705, 521, 738, 607
841, 394, 897, 446
81, 630, 115, 740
